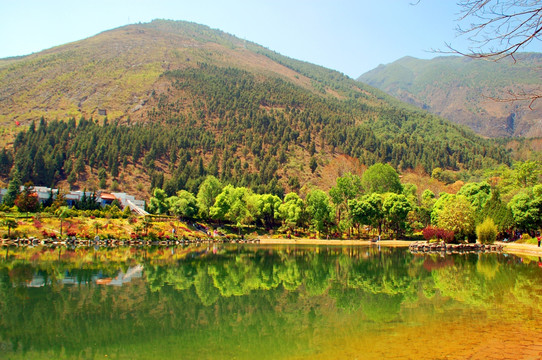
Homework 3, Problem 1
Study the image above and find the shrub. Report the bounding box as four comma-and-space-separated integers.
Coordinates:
423, 226, 437, 240
517, 233, 536, 244
476, 217, 497, 244
422, 226, 455, 243
438, 229, 455, 243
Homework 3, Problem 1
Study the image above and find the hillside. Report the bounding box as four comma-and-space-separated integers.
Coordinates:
0, 20, 510, 197
358, 55, 542, 138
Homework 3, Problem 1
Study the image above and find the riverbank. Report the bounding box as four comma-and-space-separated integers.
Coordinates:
258, 238, 411, 246
259, 238, 542, 257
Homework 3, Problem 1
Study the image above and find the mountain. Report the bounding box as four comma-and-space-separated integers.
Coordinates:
358, 55, 542, 138
0, 19, 366, 127
0, 20, 510, 196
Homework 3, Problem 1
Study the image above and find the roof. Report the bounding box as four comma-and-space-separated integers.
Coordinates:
100, 193, 117, 200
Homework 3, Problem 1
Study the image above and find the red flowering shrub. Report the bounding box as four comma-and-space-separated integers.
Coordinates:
423, 226, 455, 243
422, 226, 437, 240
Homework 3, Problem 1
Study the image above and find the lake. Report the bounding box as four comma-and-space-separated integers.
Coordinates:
1, 245, 541, 359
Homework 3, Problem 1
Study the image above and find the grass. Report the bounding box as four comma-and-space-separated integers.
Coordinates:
1, 215, 209, 241
516, 234, 539, 245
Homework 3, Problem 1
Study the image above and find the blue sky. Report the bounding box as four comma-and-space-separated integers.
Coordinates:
1, 1, 479, 77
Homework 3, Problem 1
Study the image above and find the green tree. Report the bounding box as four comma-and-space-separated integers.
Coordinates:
514, 161, 540, 188
430, 192, 453, 225
476, 217, 498, 244
480, 186, 514, 231
3, 169, 22, 207
75, 155, 85, 175
210, 185, 256, 230
1, 218, 18, 237
329, 172, 363, 226
309, 157, 318, 173
55, 206, 71, 238
168, 190, 198, 220
435, 195, 476, 242
349, 193, 384, 235
361, 163, 402, 194
305, 189, 334, 237
67, 170, 77, 190
147, 188, 170, 215
0, 148, 13, 177
257, 193, 282, 229
98, 167, 107, 189
508, 185, 542, 232
418, 189, 436, 227
382, 193, 412, 238
277, 192, 305, 231
458, 181, 491, 214
196, 175, 223, 219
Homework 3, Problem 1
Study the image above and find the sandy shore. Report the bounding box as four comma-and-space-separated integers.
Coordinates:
498, 242, 542, 257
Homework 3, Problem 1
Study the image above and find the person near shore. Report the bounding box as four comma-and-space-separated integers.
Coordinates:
537, 234, 541, 248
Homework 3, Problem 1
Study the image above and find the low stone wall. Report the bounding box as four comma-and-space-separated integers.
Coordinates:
0, 237, 260, 247
409, 241, 503, 254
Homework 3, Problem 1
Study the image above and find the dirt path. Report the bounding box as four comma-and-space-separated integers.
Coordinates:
499, 241, 542, 257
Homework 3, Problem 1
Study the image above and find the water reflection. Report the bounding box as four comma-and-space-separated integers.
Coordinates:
0, 245, 541, 359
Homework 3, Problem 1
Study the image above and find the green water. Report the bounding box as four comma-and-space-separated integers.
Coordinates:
0, 245, 541, 359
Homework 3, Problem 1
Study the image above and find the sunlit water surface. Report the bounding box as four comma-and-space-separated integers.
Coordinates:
1, 245, 541, 359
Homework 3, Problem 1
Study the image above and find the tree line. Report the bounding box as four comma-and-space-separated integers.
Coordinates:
145, 161, 541, 242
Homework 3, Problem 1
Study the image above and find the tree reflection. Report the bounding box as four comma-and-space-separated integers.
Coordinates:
0, 246, 541, 358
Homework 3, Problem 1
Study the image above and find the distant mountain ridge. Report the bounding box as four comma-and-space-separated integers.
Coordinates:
358, 54, 542, 138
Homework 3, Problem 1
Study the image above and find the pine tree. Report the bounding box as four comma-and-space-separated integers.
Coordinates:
3, 169, 22, 207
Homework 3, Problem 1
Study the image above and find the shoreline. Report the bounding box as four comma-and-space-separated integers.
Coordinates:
2, 236, 541, 257
258, 238, 412, 246
497, 242, 542, 257
258, 238, 542, 256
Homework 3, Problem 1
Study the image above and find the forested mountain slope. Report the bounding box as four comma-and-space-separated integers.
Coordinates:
0, 20, 510, 197
358, 54, 542, 138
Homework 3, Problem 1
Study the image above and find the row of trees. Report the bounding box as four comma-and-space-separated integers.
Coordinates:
2, 155, 539, 242
146, 161, 542, 242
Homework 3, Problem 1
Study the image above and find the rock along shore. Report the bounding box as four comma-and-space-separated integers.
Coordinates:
409, 241, 503, 254
0, 237, 260, 247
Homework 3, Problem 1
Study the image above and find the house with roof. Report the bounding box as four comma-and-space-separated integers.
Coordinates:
0, 185, 147, 215
111, 192, 147, 215
98, 192, 117, 207
32, 186, 54, 204
65, 190, 94, 207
